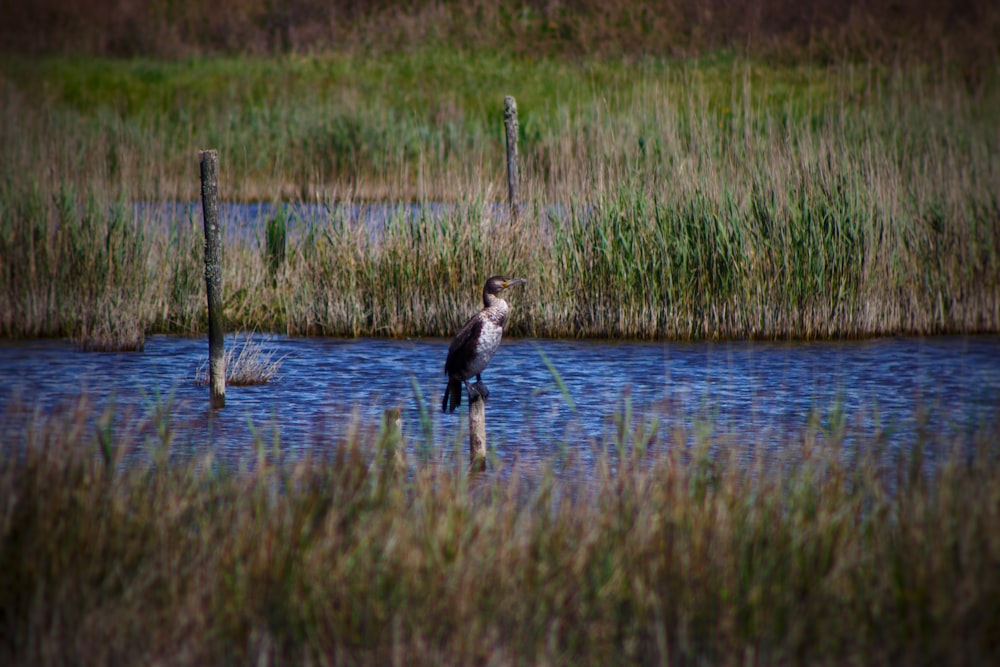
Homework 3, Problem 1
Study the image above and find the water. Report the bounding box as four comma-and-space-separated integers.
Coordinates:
137, 201, 500, 240
1, 334, 997, 469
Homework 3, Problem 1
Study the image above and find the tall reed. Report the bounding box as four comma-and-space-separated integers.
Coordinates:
1, 55, 997, 341
0, 397, 997, 665
0, 183, 153, 348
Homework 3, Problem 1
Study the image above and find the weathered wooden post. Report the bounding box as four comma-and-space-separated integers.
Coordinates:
469, 394, 487, 472
200, 150, 225, 409
503, 95, 519, 221
382, 407, 406, 474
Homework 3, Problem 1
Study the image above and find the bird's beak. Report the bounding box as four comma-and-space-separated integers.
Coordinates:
501, 278, 527, 289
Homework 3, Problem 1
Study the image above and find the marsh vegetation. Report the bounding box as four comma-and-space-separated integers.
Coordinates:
1, 398, 998, 665
2, 50, 998, 345
1, 2, 998, 663
194, 331, 286, 386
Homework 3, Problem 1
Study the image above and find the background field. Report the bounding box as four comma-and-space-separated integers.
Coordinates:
3, 1, 999, 344
4, 0, 998, 69
2, 47, 997, 343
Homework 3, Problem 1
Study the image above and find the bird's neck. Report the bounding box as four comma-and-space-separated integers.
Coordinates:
482, 294, 510, 324
483, 292, 505, 309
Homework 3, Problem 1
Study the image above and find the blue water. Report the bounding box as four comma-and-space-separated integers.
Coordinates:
136, 200, 500, 241
1, 335, 997, 469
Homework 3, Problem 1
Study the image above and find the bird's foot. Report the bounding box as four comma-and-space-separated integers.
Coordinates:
468, 380, 490, 403
473, 380, 490, 400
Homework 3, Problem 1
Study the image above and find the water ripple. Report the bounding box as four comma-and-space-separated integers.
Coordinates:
1, 335, 997, 468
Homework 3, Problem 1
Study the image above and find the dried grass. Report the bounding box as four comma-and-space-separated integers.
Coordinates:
0, 54, 996, 340
4, 0, 997, 73
195, 332, 286, 386
0, 396, 997, 665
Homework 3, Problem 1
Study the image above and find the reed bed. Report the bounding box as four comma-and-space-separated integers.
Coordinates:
194, 332, 286, 386
1, 54, 997, 342
5, 0, 996, 73
0, 398, 997, 665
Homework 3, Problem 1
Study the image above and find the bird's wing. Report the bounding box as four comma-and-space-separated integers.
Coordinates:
444, 316, 483, 375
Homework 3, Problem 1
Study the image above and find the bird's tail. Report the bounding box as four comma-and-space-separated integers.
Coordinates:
442, 379, 462, 413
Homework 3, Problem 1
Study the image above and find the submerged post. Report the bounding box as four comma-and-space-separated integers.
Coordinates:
469, 394, 486, 472
200, 150, 225, 409
503, 95, 519, 221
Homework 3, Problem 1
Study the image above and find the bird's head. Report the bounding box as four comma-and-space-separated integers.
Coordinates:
483, 275, 527, 301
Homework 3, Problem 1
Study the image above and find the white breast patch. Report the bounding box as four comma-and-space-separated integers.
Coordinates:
466, 301, 508, 377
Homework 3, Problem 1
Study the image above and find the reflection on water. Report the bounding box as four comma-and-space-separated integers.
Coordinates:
1, 335, 997, 469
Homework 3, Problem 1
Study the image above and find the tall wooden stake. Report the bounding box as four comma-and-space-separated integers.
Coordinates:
469, 394, 486, 472
200, 150, 225, 409
503, 95, 520, 221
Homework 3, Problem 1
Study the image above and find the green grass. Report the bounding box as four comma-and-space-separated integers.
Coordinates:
1, 51, 997, 342
0, 51, 875, 201
0, 397, 997, 665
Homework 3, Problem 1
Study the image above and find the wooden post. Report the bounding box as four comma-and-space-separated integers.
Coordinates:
200, 150, 225, 409
383, 407, 405, 473
469, 394, 486, 472
503, 95, 519, 221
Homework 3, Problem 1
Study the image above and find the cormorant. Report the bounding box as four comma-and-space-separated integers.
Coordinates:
442, 275, 526, 413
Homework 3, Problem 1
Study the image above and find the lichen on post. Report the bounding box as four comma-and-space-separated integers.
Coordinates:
469, 393, 487, 472
199, 149, 225, 409
503, 95, 519, 221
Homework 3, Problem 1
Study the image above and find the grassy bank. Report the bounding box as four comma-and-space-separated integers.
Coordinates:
0, 399, 997, 665
1, 52, 998, 342
5, 0, 997, 73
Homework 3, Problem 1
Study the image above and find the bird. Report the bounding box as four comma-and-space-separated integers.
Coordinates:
442, 275, 526, 413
